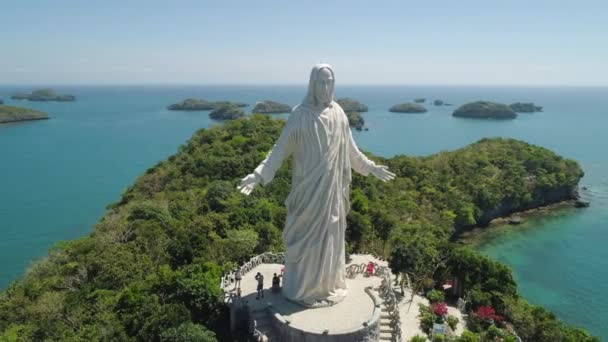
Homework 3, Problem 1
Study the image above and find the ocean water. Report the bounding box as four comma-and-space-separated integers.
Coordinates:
1, 85, 607, 338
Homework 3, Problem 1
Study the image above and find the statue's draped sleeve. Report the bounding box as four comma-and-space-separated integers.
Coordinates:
346, 114, 376, 176
253, 115, 297, 186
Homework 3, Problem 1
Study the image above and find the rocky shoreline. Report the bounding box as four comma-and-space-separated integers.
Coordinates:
454, 198, 586, 245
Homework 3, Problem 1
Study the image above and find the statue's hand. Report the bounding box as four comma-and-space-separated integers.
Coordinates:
237, 173, 261, 195
371, 165, 396, 182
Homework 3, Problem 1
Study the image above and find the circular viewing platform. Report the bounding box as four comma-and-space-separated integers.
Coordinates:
224, 254, 394, 341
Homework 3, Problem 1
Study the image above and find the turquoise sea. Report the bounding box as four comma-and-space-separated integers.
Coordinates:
1, 85, 607, 339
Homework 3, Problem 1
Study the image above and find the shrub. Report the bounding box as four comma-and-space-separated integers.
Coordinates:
503, 335, 517, 342
455, 330, 480, 342
431, 302, 448, 316
426, 289, 445, 303
476, 306, 503, 322
486, 324, 503, 339
409, 335, 427, 342
432, 333, 446, 342
446, 315, 459, 330
418, 304, 436, 333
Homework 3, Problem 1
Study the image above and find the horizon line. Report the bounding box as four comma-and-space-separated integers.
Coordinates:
1, 83, 607, 88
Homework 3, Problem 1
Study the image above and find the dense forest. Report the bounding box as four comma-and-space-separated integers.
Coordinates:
0, 115, 596, 341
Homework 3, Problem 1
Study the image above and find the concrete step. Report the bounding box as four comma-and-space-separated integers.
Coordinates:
381, 314, 390, 319
380, 321, 391, 326
380, 328, 392, 334
379, 332, 393, 341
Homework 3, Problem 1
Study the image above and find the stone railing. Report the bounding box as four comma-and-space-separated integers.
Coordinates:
377, 265, 402, 342
356, 250, 388, 262
221, 252, 285, 303
346, 263, 368, 278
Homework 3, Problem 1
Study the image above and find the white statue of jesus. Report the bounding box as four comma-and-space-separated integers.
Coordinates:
238, 64, 395, 307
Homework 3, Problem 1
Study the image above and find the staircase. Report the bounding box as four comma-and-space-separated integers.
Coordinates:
379, 305, 393, 341
377, 274, 403, 342
252, 309, 273, 341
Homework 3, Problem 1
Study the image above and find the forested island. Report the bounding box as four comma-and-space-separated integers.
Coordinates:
0, 115, 596, 341
251, 101, 291, 114
390, 102, 428, 113
346, 111, 366, 131
168, 99, 248, 111
453, 101, 517, 119
336, 98, 368, 112
0, 105, 49, 124
510, 102, 543, 113
11, 89, 75, 102
209, 105, 244, 120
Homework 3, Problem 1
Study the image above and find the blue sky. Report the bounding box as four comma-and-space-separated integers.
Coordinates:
1, 0, 607, 85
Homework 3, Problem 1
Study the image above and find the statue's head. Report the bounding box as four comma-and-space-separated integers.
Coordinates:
303, 63, 335, 108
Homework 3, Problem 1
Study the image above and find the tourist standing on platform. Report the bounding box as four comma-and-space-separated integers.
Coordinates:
366, 262, 375, 277
234, 268, 242, 290
272, 273, 281, 293
255, 272, 265, 299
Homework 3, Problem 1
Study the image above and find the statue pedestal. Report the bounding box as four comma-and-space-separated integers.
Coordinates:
230, 256, 388, 341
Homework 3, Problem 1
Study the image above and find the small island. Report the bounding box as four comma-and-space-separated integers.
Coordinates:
389, 102, 427, 113
453, 101, 517, 119
510, 102, 543, 113
433, 99, 444, 106
336, 97, 368, 112
0, 104, 49, 124
168, 99, 248, 111
414, 98, 426, 103
213, 101, 248, 108
252, 100, 291, 114
209, 105, 245, 120
11, 88, 76, 102
346, 111, 365, 131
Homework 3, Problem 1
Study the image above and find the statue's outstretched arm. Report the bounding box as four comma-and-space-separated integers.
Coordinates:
238, 118, 296, 195
347, 126, 395, 182
347, 126, 376, 176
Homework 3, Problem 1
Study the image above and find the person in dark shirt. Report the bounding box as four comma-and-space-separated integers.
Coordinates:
272, 273, 281, 293
234, 268, 242, 290
255, 272, 264, 299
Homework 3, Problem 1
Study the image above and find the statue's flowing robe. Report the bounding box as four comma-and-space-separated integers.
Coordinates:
253, 102, 376, 305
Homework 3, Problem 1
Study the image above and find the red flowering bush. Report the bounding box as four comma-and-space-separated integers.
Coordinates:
476, 306, 503, 322
432, 302, 448, 316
